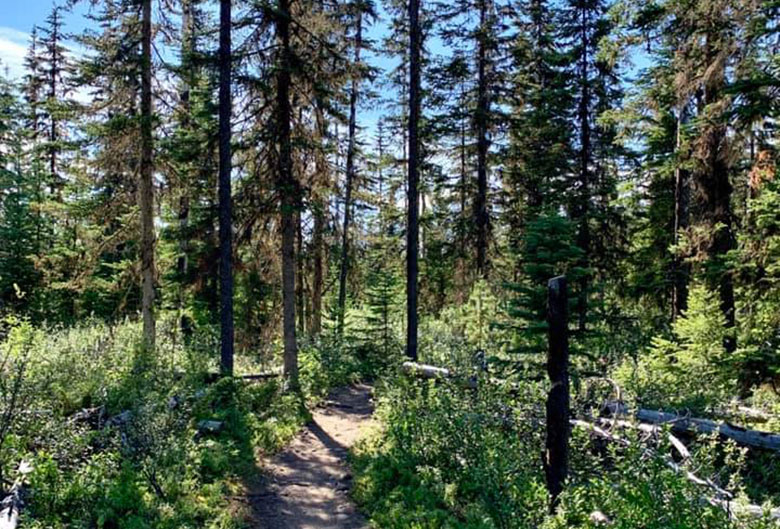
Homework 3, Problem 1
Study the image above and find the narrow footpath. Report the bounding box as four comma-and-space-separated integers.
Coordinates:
243, 384, 375, 529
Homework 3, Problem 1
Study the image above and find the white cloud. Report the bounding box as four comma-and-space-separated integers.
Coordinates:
0, 26, 30, 80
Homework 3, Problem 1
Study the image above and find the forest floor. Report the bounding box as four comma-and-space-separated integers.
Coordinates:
240, 383, 375, 529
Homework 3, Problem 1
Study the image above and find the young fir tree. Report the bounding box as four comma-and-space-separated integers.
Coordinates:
159, 0, 221, 331
504, 0, 572, 243
21, 29, 49, 261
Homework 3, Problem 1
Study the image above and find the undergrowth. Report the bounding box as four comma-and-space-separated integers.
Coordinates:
352, 374, 780, 529
0, 315, 363, 528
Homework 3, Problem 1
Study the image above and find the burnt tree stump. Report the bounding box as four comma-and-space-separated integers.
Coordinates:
544, 275, 570, 512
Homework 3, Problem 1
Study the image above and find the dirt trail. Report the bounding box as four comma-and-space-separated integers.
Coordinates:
243, 384, 374, 529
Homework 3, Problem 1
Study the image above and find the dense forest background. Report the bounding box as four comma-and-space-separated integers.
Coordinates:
1, 0, 780, 526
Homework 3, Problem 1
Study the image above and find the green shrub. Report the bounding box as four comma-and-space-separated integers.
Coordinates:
353, 378, 549, 529
615, 284, 737, 411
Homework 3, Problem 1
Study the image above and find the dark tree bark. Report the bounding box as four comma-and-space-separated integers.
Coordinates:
140, 0, 156, 349
178, 0, 194, 340
474, 0, 490, 277
406, 0, 422, 361
337, 6, 364, 333
276, 0, 299, 387
459, 83, 468, 261
544, 276, 570, 512
218, 0, 234, 376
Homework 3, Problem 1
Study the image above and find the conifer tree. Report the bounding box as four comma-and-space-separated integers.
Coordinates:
560, 0, 622, 329
139, 0, 156, 348
218, 0, 234, 375
275, 0, 300, 386
337, 0, 374, 333
39, 5, 70, 198
406, 0, 422, 360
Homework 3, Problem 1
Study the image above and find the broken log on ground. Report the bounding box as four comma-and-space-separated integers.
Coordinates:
0, 461, 32, 529
604, 402, 780, 451
572, 419, 780, 520
401, 361, 477, 389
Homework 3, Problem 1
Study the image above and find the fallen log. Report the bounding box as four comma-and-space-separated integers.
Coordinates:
0, 462, 32, 529
401, 362, 477, 389
571, 420, 780, 520
204, 371, 281, 384
604, 402, 780, 452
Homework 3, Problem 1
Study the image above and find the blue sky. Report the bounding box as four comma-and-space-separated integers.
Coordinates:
1, 2, 90, 79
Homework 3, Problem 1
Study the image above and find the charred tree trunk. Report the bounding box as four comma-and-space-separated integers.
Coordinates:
337, 7, 364, 334
140, 0, 156, 349
406, 0, 422, 361
544, 276, 570, 512
276, 0, 299, 387
218, 0, 234, 376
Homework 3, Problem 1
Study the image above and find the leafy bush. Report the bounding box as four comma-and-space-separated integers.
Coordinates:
546, 429, 765, 529
0, 315, 354, 528
352, 377, 549, 529
354, 365, 777, 529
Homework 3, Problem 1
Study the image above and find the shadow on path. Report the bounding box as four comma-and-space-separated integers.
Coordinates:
241, 383, 374, 529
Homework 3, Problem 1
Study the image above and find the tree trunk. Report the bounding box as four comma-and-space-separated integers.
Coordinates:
545, 276, 570, 512
672, 105, 690, 319
296, 211, 305, 334
575, 5, 591, 332
696, 31, 735, 353
406, 0, 422, 361
337, 7, 363, 334
177, 0, 194, 340
459, 83, 468, 261
218, 0, 234, 376
474, 0, 490, 277
48, 8, 60, 198
310, 105, 328, 337
311, 206, 324, 335
276, 0, 299, 387
140, 0, 156, 350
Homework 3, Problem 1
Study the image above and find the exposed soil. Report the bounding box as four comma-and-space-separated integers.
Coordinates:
242, 384, 375, 529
